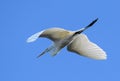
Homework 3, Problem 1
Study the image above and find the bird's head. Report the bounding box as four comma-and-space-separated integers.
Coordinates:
73, 18, 98, 36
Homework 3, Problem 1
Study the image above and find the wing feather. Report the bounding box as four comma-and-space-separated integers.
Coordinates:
40, 28, 73, 41
27, 28, 73, 43
26, 30, 44, 43
67, 34, 107, 60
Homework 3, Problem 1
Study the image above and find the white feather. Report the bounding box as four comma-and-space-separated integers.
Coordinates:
26, 30, 44, 43
67, 34, 107, 60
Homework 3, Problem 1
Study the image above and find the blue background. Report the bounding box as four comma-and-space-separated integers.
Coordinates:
1, 0, 120, 81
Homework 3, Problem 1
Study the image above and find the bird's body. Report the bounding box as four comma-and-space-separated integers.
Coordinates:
27, 18, 107, 60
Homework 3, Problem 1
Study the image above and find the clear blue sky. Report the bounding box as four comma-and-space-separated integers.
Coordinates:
1, 0, 120, 81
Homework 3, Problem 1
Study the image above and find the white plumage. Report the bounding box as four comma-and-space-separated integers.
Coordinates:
27, 30, 44, 43
67, 34, 106, 60
27, 18, 107, 60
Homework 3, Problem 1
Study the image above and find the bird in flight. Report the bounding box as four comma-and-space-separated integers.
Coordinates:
27, 18, 107, 60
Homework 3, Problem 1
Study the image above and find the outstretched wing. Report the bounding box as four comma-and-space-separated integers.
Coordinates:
67, 34, 107, 60
27, 27, 73, 43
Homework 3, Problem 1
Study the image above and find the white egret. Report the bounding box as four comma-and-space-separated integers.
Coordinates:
27, 18, 107, 60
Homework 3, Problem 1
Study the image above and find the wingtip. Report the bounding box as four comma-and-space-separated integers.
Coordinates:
26, 36, 37, 43
102, 55, 107, 60
26, 30, 44, 43
95, 54, 107, 60
99, 56, 107, 60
